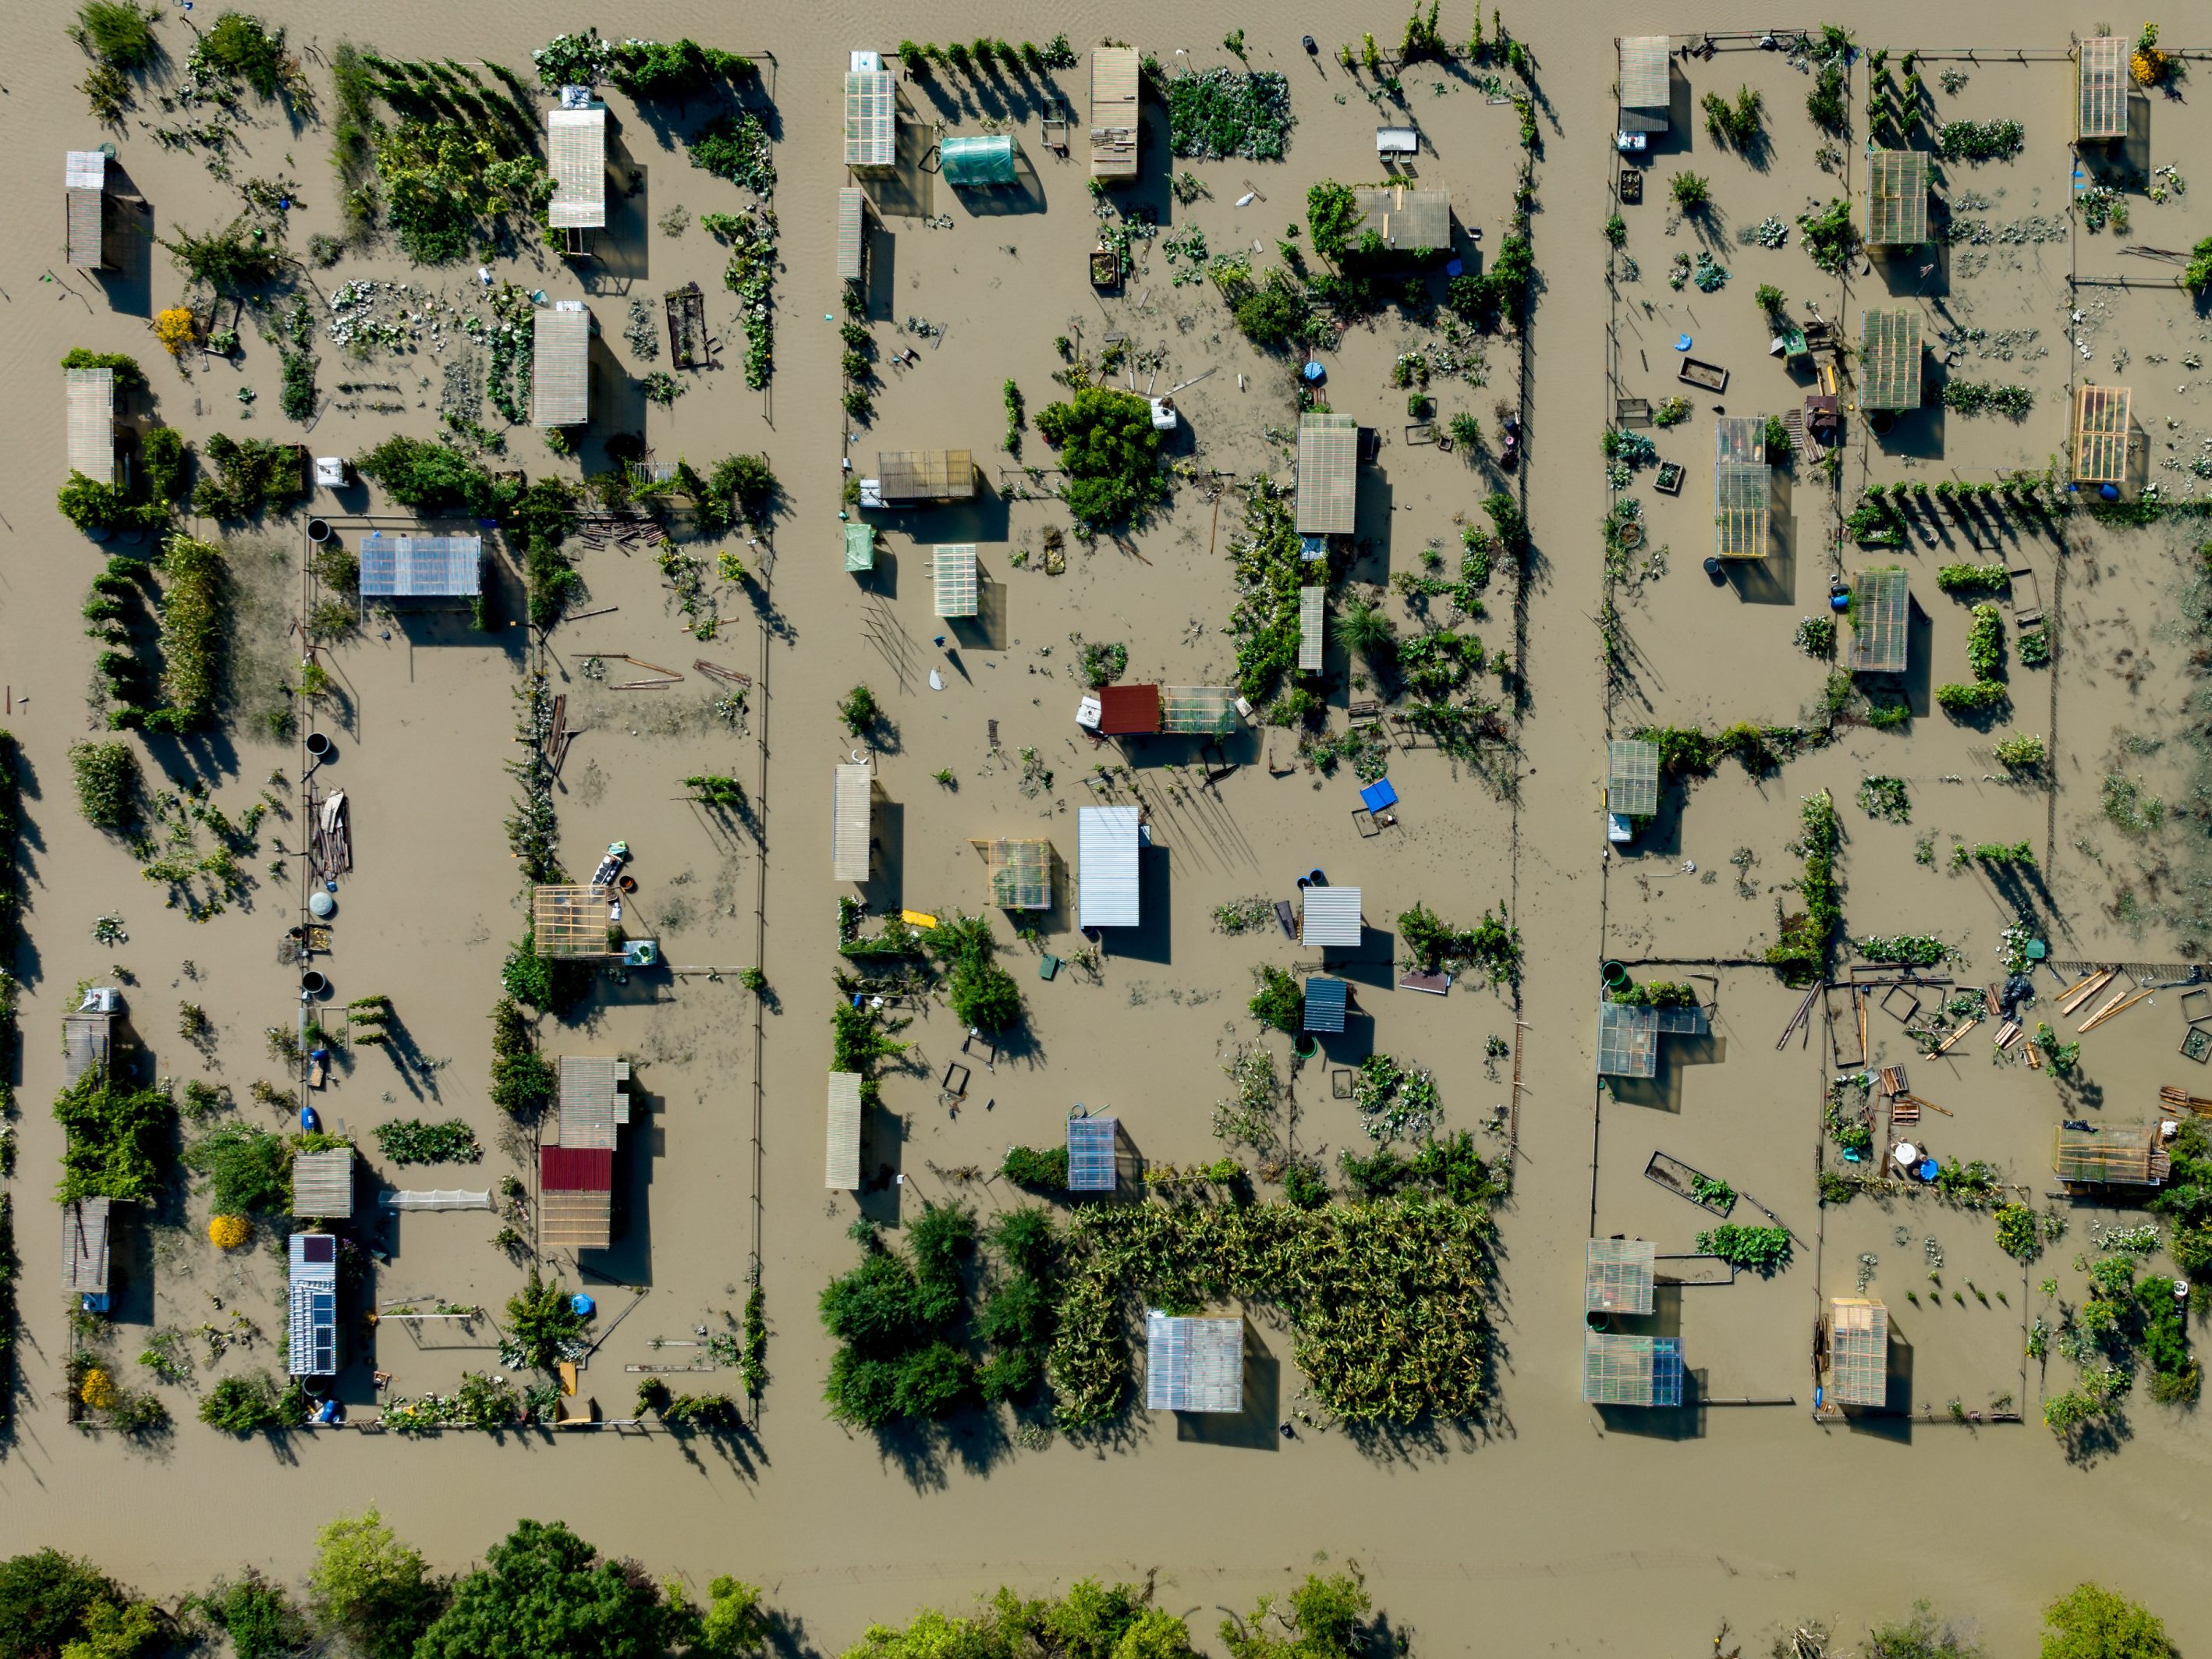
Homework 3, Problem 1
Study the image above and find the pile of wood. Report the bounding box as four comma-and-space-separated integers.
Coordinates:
308, 788, 352, 881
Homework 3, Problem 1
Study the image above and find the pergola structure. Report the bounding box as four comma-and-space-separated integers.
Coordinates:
1585, 1239, 1657, 1315
972, 836, 1051, 909
1827, 1297, 1889, 1407
2078, 36, 2129, 140
1583, 1330, 1683, 1406
1864, 149, 1929, 246
1859, 309, 1924, 410
1713, 415, 1769, 560
1606, 739, 1660, 818
1846, 569, 1910, 675
532, 884, 619, 958
1160, 686, 1237, 736
2054, 1122, 2170, 1191
2072, 384, 2131, 484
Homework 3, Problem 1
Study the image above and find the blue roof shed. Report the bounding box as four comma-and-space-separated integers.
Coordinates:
1303, 975, 1349, 1033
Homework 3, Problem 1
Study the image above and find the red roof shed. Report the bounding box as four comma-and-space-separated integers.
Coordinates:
541, 1146, 614, 1192
1097, 683, 1163, 736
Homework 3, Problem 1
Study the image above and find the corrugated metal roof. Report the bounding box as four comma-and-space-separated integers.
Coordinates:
827, 1072, 863, 1189
541, 1145, 613, 1192
1298, 586, 1325, 672
1145, 1312, 1242, 1411
1618, 37, 1671, 129
1295, 413, 1358, 535
845, 70, 896, 168
291, 1147, 355, 1218
66, 154, 107, 268
1090, 47, 1140, 179
533, 307, 592, 427
1300, 886, 1363, 948
1078, 805, 1142, 928
358, 532, 484, 598
61, 1197, 111, 1294
837, 187, 867, 282
547, 106, 607, 229
1097, 683, 1162, 735
66, 367, 115, 484
1354, 185, 1450, 252
1303, 975, 1348, 1033
288, 1233, 339, 1376
933, 544, 980, 616
832, 764, 872, 881
558, 1056, 619, 1150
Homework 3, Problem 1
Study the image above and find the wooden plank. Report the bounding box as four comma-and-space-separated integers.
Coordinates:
2076, 986, 2132, 1032
1931, 1016, 1976, 1056
2058, 967, 2117, 1016
1995, 1020, 2024, 1050
2080, 986, 2154, 1033
2024, 1041, 2044, 1072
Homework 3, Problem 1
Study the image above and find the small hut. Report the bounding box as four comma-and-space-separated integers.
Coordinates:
826, 1072, 863, 1189
1300, 887, 1363, 951
1595, 998, 1709, 1079
867, 448, 976, 507
1864, 150, 1930, 246
1090, 46, 1140, 180
831, 764, 872, 882
66, 366, 119, 487
972, 837, 1051, 909
546, 96, 608, 248
1078, 804, 1142, 928
837, 186, 869, 284
1295, 413, 1359, 537
290, 1147, 355, 1220
941, 134, 1019, 187
1096, 683, 1164, 736
358, 532, 484, 600
61, 1196, 112, 1309
845, 55, 897, 171
1303, 975, 1349, 1034
1845, 569, 1909, 675
539, 1147, 613, 1250
1144, 1311, 1243, 1411
558, 1055, 629, 1150
1352, 185, 1451, 253
1583, 1330, 1683, 1406
2072, 384, 2132, 485
1858, 309, 1924, 411
2078, 35, 2129, 141
1067, 1114, 1119, 1192
1161, 686, 1237, 736
66, 151, 112, 270
1585, 1239, 1657, 1316
286, 1232, 340, 1377
1298, 586, 1325, 672
1827, 1297, 1889, 1408
1713, 415, 1770, 560
932, 544, 980, 617
1606, 738, 1660, 819
532, 884, 619, 958
2054, 1122, 2171, 1192
1617, 37, 1671, 135
844, 522, 877, 572
532, 304, 592, 427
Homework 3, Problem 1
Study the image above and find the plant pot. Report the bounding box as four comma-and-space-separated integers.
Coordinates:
304, 731, 332, 760
307, 518, 333, 544
1601, 959, 1631, 993
300, 970, 330, 997
1292, 1035, 1320, 1059
1867, 409, 1896, 437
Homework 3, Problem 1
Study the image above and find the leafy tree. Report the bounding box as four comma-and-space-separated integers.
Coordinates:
354, 436, 498, 516
1034, 388, 1167, 531
1306, 181, 1362, 262
1232, 271, 1312, 349
503, 1271, 589, 1370
842, 1580, 1199, 1659
1248, 966, 1303, 1035
55, 1596, 161, 1659
2040, 1584, 2175, 1659
309, 1508, 446, 1659
414, 1521, 665, 1659
0, 1549, 121, 1659
707, 453, 778, 526
663, 1577, 768, 1658
1221, 1572, 1373, 1659
183, 1569, 308, 1659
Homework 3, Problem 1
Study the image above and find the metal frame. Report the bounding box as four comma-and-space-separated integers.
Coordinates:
1606, 739, 1660, 817
1713, 415, 1770, 560
932, 544, 980, 617
1583, 1330, 1682, 1406
1585, 1239, 1657, 1315
1827, 1297, 1888, 1406
973, 836, 1051, 909
1145, 1312, 1243, 1411
532, 884, 619, 958
1295, 413, 1359, 536
845, 70, 896, 168
1067, 1114, 1118, 1190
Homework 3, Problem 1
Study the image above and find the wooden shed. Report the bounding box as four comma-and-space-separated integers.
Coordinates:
532, 304, 592, 427
66, 151, 112, 270
1858, 309, 1923, 411
1713, 415, 1769, 559
2072, 384, 2131, 484
63, 1009, 114, 1085
831, 764, 872, 882
532, 884, 619, 958
837, 186, 869, 283
1617, 37, 1671, 134
546, 101, 608, 231
1295, 413, 1358, 536
66, 366, 119, 486
2078, 35, 2129, 141
1090, 46, 1140, 180
290, 1147, 355, 1219
61, 1196, 112, 1302
1864, 149, 1929, 246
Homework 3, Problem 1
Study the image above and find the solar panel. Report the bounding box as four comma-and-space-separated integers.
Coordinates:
1067, 1115, 1118, 1191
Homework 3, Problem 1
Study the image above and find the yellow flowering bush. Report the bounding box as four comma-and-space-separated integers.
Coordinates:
154, 307, 196, 356
2131, 24, 2170, 86
80, 1367, 117, 1409
209, 1213, 251, 1250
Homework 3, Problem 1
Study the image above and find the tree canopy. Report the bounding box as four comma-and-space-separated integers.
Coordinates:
308, 1508, 447, 1659
413, 1522, 664, 1659
1033, 388, 1166, 532
841, 1580, 1200, 1659
2041, 1584, 2174, 1659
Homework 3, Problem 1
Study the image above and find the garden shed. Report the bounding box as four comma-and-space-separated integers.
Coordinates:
61, 1196, 112, 1304
844, 522, 876, 572
1097, 683, 1164, 736
2078, 35, 2129, 141
1300, 886, 1363, 950
1353, 185, 1450, 253
62, 1009, 114, 1085
932, 544, 980, 617
1605, 739, 1660, 818
1864, 149, 1929, 246
290, 1147, 354, 1220
831, 764, 873, 882
1161, 686, 1237, 736
1303, 974, 1349, 1034
2072, 384, 2131, 484
1090, 46, 1140, 180
66, 151, 111, 269
532, 303, 592, 427
870, 448, 976, 505
1295, 413, 1359, 536
837, 187, 869, 283
1078, 804, 1142, 928
558, 1055, 628, 1150
547, 101, 608, 230
1845, 569, 1909, 675
540, 1146, 614, 1250
845, 57, 897, 170
1595, 998, 1709, 1079
1827, 1297, 1889, 1407
1713, 415, 1769, 560
941, 134, 1019, 187
2054, 1122, 2171, 1191
286, 1232, 340, 1377
1858, 309, 1923, 410
1585, 1239, 1656, 1315
973, 836, 1051, 909
1144, 1311, 1243, 1412
532, 883, 619, 959
1583, 1330, 1682, 1406
1299, 586, 1325, 672
826, 1071, 863, 1189
1067, 1114, 1119, 1191
66, 366, 119, 486
1617, 37, 1671, 134
359, 532, 484, 599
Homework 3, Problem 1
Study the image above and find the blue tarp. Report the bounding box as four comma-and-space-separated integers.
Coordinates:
1359, 778, 1398, 813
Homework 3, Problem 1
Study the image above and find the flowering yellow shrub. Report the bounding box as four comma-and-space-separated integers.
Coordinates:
154, 307, 196, 356
80, 1367, 117, 1409
2131, 24, 2169, 85
209, 1213, 250, 1250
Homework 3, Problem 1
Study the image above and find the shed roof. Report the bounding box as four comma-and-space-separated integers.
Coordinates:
933, 544, 980, 616
533, 884, 619, 958
973, 836, 1051, 909
1078, 804, 1142, 927
1299, 586, 1325, 672
1865, 149, 1930, 246
876, 448, 975, 502
844, 521, 877, 571
558, 1055, 621, 1150
1828, 1297, 1889, 1406
63, 1011, 112, 1085
287, 1233, 339, 1376
1354, 185, 1450, 253
1583, 1330, 1682, 1406
845, 70, 896, 168
532, 306, 592, 427
1303, 974, 1349, 1033
832, 764, 872, 882
66, 367, 116, 485
2054, 1122, 2168, 1187
2079, 36, 2129, 140
1097, 683, 1163, 735
359, 532, 484, 598
547, 105, 607, 229
1067, 1114, 1119, 1191
1618, 37, 1671, 128
1145, 1311, 1243, 1411
826, 1072, 863, 1189
1376, 126, 1420, 154
1090, 47, 1140, 179
1846, 569, 1909, 675
541, 1145, 614, 1192
1585, 1238, 1657, 1315
66, 151, 107, 268
1301, 886, 1363, 948
1161, 686, 1236, 736
941, 134, 1018, 186
291, 1147, 354, 1218
1295, 413, 1359, 535
1859, 309, 1923, 410
61, 1197, 112, 1294
837, 186, 868, 282
1607, 739, 1660, 817
2073, 384, 2131, 484
1714, 415, 1771, 559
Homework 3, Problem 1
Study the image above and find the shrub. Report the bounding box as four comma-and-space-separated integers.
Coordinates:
2040, 1584, 2174, 1659
58, 474, 161, 535
200, 1371, 310, 1433
837, 684, 878, 737
161, 217, 286, 289
1001, 1145, 1069, 1189
142, 427, 188, 502
1668, 172, 1710, 210
356, 435, 497, 516
74, 2, 159, 69
308, 1509, 445, 1659
2185, 235, 2212, 296
1693, 1223, 1792, 1271
1995, 1203, 2040, 1262
1935, 680, 2007, 715
1033, 387, 1168, 530
1249, 966, 1304, 1034
1937, 562, 2010, 594
686, 112, 775, 193
1964, 603, 2004, 680
183, 1123, 291, 1217
1754, 282, 1786, 317
1994, 732, 2047, 771
502, 1270, 589, 1370
68, 739, 139, 831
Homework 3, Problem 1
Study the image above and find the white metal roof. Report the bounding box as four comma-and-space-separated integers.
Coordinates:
1618, 37, 1671, 129
832, 764, 872, 881
358, 532, 483, 597
547, 106, 607, 229
558, 1055, 620, 1150
66, 367, 115, 484
1078, 805, 1141, 928
1295, 413, 1358, 536
287, 1232, 340, 1376
1301, 886, 1363, 948
827, 1072, 863, 1189
532, 306, 591, 426
1376, 126, 1419, 154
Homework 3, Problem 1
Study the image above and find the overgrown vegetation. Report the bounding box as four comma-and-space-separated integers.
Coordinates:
1767, 791, 1840, 985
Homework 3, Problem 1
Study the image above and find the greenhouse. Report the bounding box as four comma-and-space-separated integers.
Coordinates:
1582, 1331, 1682, 1407
844, 522, 877, 572
532, 304, 593, 428
972, 836, 1051, 909
1295, 413, 1359, 536
531, 884, 619, 959
66, 366, 119, 486
1584, 1239, 1656, 1316
1864, 149, 1929, 246
359, 533, 484, 600
1298, 586, 1325, 672
1067, 1114, 1119, 1192
547, 101, 608, 231
1145, 1312, 1244, 1412
1713, 416, 1769, 560
1858, 309, 1923, 410
2054, 1122, 2170, 1190
2072, 384, 2131, 485
1605, 739, 1660, 818
2077, 35, 2128, 140
845, 58, 896, 169
941, 134, 1019, 187
1161, 686, 1238, 736
837, 186, 869, 283
826, 1072, 863, 1189
1827, 1298, 1889, 1408
933, 544, 980, 617
871, 448, 976, 505
1595, 998, 1708, 1079
1845, 569, 1909, 675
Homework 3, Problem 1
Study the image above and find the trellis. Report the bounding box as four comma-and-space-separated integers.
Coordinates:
1864, 149, 1928, 246
1713, 416, 1769, 560
1859, 309, 1923, 410
2072, 384, 2131, 484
